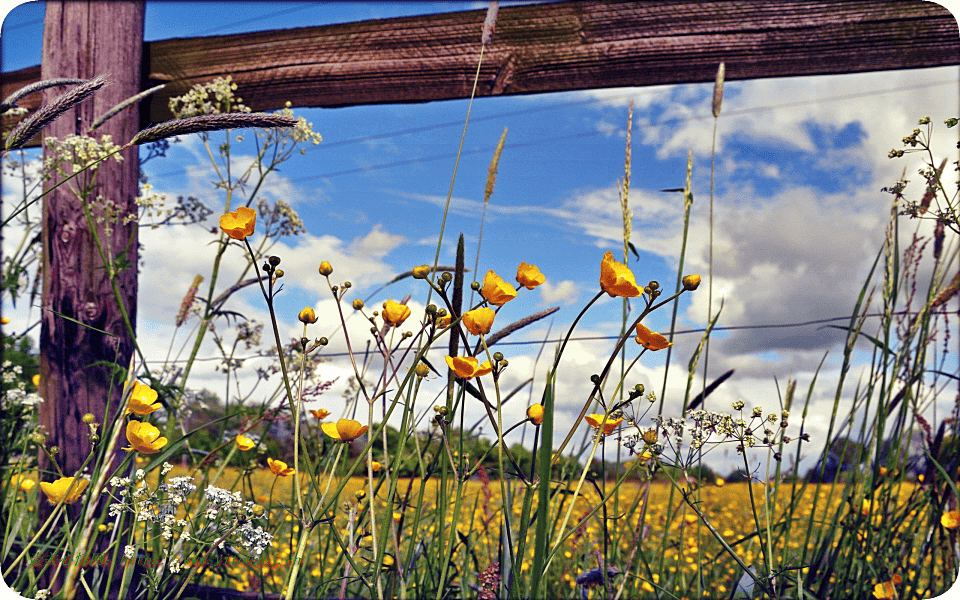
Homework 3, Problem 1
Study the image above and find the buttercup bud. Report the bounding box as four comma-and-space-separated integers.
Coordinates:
252, 505, 265, 517
493, 352, 504, 362
274, 269, 284, 278
415, 363, 431, 378
82, 413, 96, 424
352, 299, 364, 310
319, 261, 333, 276
412, 265, 431, 279
440, 272, 453, 283
298, 307, 318, 324
342, 281, 352, 289
318, 337, 328, 346
268, 256, 281, 267
682, 274, 701, 291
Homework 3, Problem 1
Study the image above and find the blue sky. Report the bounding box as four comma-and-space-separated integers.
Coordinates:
3, 1, 960, 476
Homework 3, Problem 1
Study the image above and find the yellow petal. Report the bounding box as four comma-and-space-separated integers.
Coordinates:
516, 262, 545, 290
462, 307, 495, 335
481, 270, 517, 306
635, 323, 672, 351
599, 251, 642, 298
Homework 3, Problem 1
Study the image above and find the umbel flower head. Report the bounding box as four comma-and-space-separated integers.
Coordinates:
635, 323, 672, 351
462, 307, 495, 335
235, 434, 255, 451
39, 476, 89, 505
481, 270, 517, 306
322, 418, 369, 442
382, 300, 412, 326
125, 381, 161, 415
585, 413, 623, 435
516, 262, 546, 290
219, 206, 257, 240
267, 457, 295, 476
122, 421, 168, 454
599, 251, 642, 297
445, 355, 494, 379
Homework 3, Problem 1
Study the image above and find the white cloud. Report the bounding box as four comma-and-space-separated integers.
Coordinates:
538, 279, 580, 306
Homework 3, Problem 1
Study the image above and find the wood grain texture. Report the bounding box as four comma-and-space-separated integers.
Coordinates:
38, 0, 143, 493
2, 0, 957, 135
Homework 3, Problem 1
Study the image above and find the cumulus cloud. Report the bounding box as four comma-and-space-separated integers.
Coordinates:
538, 279, 580, 306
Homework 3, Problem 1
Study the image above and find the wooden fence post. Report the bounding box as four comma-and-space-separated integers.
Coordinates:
38, 0, 143, 501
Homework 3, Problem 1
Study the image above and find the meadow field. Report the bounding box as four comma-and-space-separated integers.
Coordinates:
2, 8, 959, 599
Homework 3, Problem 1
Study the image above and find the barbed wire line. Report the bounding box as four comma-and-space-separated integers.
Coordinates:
140, 308, 955, 364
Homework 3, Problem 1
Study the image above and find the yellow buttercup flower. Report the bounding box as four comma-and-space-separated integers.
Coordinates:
321, 418, 369, 442
444, 356, 493, 379
11, 474, 35, 492
635, 323, 672, 351
585, 413, 623, 435
122, 420, 168, 455
267, 457, 295, 477
872, 580, 896, 599
32, 374, 40, 388
39, 476, 89, 505
462, 307, 495, 335
516, 262, 545, 290
235, 434, 255, 451
481, 270, 517, 306
715, 478, 725, 487
526, 404, 544, 426
298, 307, 318, 324
682, 274, 701, 291
126, 381, 161, 415
942, 510, 960, 529
218, 206, 257, 240
371, 461, 382, 473
382, 300, 411, 327
599, 251, 641, 297
310, 408, 330, 420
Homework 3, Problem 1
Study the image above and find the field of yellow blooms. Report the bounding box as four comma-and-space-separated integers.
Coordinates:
158, 468, 939, 599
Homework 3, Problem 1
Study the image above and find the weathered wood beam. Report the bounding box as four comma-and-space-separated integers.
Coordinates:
3, 0, 957, 132
38, 0, 143, 529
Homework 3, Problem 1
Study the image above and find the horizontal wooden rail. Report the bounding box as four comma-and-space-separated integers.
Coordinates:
3, 0, 958, 138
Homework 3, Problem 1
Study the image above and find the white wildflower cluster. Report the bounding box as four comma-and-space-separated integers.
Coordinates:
203, 486, 273, 555
168, 76, 250, 118
2, 361, 22, 384
89, 194, 138, 235
43, 134, 122, 175
0, 360, 41, 409
638, 403, 800, 468
2, 106, 28, 118
257, 198, 305, 238
134, 183, 169, 228
279, 101, 323, 148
